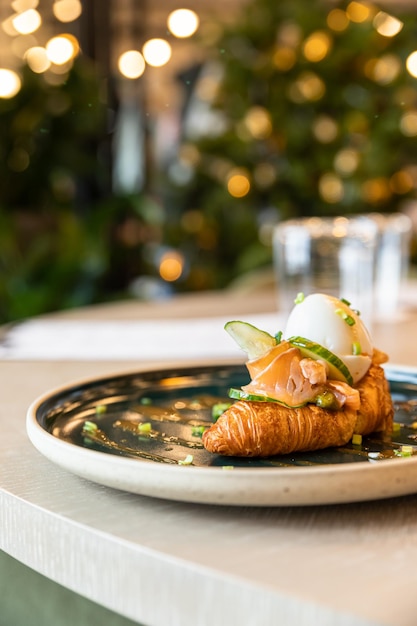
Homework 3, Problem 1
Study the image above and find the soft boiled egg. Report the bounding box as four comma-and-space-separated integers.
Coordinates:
284, 293, 373, 384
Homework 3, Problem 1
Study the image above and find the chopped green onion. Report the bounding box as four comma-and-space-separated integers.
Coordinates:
178, 454, 194, 465
191, 425, 206, 437
395, 445, 413, 457
95, 404, 107, 415
138, 422, 152, 433
392, 422, 402, 432
352, 341, 362, 356
352, 433, 362, 446
340, 298, 351, 306
140, 397, 152, 405
212, 402, 231, 422
222, 465, 235, 470
274, 330, 283, 343
335, 308, 355, 326
294, 292, 305, 304
83, 420, 98, 434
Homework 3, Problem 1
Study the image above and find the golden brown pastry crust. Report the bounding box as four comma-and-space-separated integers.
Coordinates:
202, 358, 394, 457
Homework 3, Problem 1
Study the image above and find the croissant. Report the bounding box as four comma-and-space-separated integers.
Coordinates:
202, 359, 394, 457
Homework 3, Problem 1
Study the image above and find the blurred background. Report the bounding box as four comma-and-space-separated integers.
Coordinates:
1, 0, 417, 323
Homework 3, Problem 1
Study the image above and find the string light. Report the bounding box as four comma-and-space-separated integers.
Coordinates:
0, 68, 21, 98
167, 9, 199, 38
118, 50, 146, 79
53, 0, 82, 23
12, 8, 42, 34
142, 38, 172, 67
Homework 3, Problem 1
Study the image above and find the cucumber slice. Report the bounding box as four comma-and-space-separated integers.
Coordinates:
224, 320, 277, 359
288, 336, 353, 385
228, 387, 307, 408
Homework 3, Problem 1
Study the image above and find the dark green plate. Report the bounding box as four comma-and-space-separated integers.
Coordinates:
26, 364, 417, 506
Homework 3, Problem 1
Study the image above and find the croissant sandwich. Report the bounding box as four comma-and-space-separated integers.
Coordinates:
202, 293, 394, 457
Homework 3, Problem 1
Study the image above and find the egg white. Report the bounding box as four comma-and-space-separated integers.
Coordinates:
284, 293, 373, 384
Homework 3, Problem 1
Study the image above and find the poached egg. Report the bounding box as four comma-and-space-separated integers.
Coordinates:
284, 293, 373, 384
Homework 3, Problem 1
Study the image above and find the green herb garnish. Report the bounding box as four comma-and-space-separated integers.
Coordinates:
212, 402, 231, 421
294, 292, 305, 304
178, 454, 194, 465
335, 308, 355, 326
274, 330, 283, 343
191, 425, 206, 437
138, 422, 152, 434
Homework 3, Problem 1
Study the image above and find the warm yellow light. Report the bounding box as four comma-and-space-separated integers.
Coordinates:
227, 171, 251, 198
244, 106, 272, 139
273, 46, 296, 71
327, 9, 350, 32
289, 72, 326, 102
25, 46, 51, 73
365, 54, 401, 85
406, 51, 417, 78
318, 173, 344, 203
46, 35, 77, 64
2, 16, 18, 36
167, 9, 199, 38
53, 0, 82, 23
400, 111, 417, 136
390, 170, 414, 194
12, 8, 41, 34
312, 115, 338, 143
373, 11, 403, 37
334, 149, 360, 176
142, 38, 172, 67
118, 50, 146, 79
159, 251, 184, 282
346, 2, 372, 23
11, 0, 38, 11
361, 178, 391, 203
0, 69, 21, 98
303, 31, 332, 62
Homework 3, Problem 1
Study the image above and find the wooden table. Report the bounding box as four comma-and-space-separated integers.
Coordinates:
2, 288, 417, 626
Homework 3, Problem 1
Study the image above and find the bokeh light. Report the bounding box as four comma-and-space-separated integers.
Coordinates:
373, 11, 403, 37
390, 170, 414, 194
361, 177, 391, 203
243, 106, 272, 139
53, 0, 82, 22
167, 9, 199, 38
289, 72, 326, 102
12, 8, 41, 34
312, 115, 339, 143
334, 148, 360, 176
0, 69, 21, 98
227, 170, 251, 197
327, 9, 350, 32
302, 31, 332, 62
46, 34, 78, 64
25, 46, 51, 73
159, 251, 184, 282
318, 173, 344, 203
142, 38, 172, 67
406, 51, 417, 78
118, 50, 146, 79
400, 111, 417, 136
273, 46, 296, 71
346, 2, 372, 23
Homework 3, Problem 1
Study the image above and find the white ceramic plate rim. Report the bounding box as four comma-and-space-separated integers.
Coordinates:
26, 362, 417, 507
